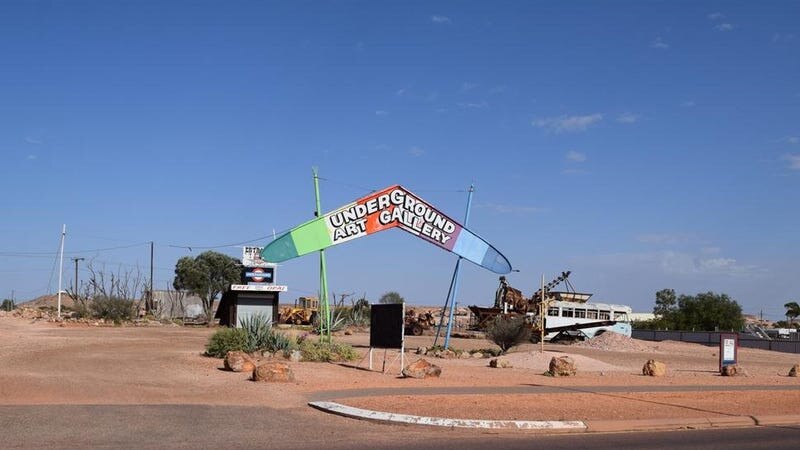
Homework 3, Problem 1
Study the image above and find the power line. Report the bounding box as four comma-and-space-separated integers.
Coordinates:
0, 241, 150, 257
167, 233, 281, 251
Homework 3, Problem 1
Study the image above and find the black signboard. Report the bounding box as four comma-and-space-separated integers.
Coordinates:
241, 266, 274, 285
370, 303, 404, 349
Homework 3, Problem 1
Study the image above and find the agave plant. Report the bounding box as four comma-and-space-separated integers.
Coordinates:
238, 313, 272, 353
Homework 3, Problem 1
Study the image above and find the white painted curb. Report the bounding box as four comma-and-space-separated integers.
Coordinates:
308, 401, 588, 430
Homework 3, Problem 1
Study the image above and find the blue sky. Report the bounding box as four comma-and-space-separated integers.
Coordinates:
1, 1, 798, 319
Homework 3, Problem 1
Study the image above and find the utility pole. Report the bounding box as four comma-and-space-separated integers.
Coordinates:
57, 224, 66, 319
72, 257, 85, 297
148, 241, 154, 314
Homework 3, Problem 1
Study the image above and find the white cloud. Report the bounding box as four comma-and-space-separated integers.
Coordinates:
25, 137, 43, 145
476, 203, 546, 214
773, 33, 796, 43
783, 154, 800, 170
408, 146, 425, 157
396, 88, 406, 96
573, 249, 765, 279
532, 114, 603, 133
715, 23, 734, 32
617, 112, 640, 124
650, 37, 669, 49
457, 101, 488, 109
701, 246, 721, 255
708, 12, 725, 20
375, 110, 388, 116
461, 82, 478, 91
636, 233, 694, 245
27, 154, 37, 160
488, 85, 507, 95
780, 136, 799, 145
681, 100, 696, 108
431, 15, 451, 24
566, 150, 587, 163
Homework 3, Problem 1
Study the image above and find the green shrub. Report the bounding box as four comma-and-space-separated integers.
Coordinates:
486, 314, 531, 354
1, 299, 15, 311
205, 327, 248, 358
239, 313, 273, 353
90, 296, 134, 322
268, 331, 295, 354
299, 340, 359, 362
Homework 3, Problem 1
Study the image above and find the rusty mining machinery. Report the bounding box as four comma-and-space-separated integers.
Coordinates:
468, 271, 616, 342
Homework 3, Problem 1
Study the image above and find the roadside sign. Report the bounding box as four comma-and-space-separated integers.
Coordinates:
719, 333, 738, 372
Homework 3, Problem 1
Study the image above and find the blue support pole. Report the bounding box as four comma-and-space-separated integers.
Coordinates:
443, 184, 474, 349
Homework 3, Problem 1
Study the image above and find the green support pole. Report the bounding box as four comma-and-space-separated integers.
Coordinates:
313, 168, 331, 342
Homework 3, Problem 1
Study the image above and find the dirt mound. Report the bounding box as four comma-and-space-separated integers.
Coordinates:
572, 331, 656, 352
499, 350, 627, 372
18, 294, 75, 310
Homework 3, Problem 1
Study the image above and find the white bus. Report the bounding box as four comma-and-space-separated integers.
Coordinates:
537, 300, 632, 341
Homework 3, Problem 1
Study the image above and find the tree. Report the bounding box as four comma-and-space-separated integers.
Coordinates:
653, 288, 677, 318
674, 292, 744, 331
785, 301, 800, 326
173, 251, 241, 323
378, 291, 404, 304
640, 290, 745, 331
1, 299, 14, 311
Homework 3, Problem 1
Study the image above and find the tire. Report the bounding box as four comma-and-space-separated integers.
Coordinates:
410, 324, 423, 336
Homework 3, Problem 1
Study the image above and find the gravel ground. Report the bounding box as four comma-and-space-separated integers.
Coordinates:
1, 315, 798, 423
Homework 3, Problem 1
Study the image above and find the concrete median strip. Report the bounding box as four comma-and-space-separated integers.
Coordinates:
308, 401, 588, 430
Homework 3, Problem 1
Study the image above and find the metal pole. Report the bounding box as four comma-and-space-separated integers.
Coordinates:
57, 224, 66, 319
312, 167, 331, 342
149, 241, 154, 314
433, 258, 460, 347
72, 257, 84, 297
540, 274, 545, 354
443, 184, 474, 349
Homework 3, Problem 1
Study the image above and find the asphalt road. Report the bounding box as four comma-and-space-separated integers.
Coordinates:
3, 404, 799, 450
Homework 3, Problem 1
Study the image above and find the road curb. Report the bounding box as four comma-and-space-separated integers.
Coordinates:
584, 416, 757, 433
310, 402, 800, 433
308, 401, 587, 431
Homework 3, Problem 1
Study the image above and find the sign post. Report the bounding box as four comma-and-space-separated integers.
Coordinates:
719, 333, 738, 373
368, 303, 405, 374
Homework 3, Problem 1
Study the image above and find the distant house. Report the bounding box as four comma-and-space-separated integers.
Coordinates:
629, 312, 656, 322
150, 290, 206, 319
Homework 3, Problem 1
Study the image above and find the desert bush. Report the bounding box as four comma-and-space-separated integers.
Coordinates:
1, 299, 15, 311
269, 331, 295, 355
486, 314, 531, 353
205, 327, 248, 358
239, 313, 273, 353
90, 296, 134, 323
299, 340, 359, 362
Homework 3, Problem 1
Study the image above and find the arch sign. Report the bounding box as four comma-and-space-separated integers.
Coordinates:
261, 185, 512, 274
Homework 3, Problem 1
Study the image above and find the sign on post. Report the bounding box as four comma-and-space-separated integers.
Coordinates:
719, 333, 738, 372
368, 303, 405, 373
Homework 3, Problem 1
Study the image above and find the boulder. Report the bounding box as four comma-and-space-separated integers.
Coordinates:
416, 347, 427, 355
224, 351, 256, 373
471, 352, 484, 359
489, 358, 513, 369
252, 361, 295, 382
789, 364, 799, 377
642, 359, 667, 377
721, 364, 741, 377
287, 350, 302, 363
547, 356, 577, 377
402, 358, 442, 379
